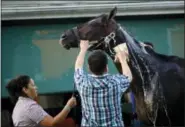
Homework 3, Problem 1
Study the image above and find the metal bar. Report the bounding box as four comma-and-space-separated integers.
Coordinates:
2, 1, 184, 21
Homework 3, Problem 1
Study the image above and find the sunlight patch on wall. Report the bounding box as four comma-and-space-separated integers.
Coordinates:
167, 24, 184, 58
33, 40, 79, 78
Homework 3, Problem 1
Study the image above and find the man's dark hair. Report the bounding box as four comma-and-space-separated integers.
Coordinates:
6, 75, 31, 104
88, 50, 108, 75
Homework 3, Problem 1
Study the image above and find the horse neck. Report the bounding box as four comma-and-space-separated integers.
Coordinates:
105, 51, 125, 75
105, 27, 141, 84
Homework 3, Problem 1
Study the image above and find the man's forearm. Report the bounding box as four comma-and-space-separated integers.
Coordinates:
75, 50, 87, 70
120, 60, 133, 81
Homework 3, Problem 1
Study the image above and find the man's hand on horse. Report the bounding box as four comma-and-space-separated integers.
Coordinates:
114, 50, 129, 63
80, 40, 89, 52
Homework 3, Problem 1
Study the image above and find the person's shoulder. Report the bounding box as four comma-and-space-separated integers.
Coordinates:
75, 67, 84, 72
111, 74, 128, 79
24, 97, 37, 105
12, 98, 37, 116
74, 68, 86, 76
18, 98, 40, 111
28, 100, 41, 109
16, 97, 36, 108
110, 74, 131, 82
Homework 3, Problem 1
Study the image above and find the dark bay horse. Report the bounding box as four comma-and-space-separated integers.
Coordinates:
59, 7, 184, 126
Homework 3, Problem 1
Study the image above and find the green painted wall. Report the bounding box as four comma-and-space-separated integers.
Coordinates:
2, 17, 184, 97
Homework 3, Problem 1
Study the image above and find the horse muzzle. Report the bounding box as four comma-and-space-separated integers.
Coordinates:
59, 27, 80, 49
59, 35, 71, 50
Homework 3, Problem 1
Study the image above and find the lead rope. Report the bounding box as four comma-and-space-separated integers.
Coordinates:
72, 82, 81, 124
72, 82, 79, 126
72, 82, 77, 97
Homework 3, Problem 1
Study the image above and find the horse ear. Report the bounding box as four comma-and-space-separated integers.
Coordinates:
108, 7, 117, 20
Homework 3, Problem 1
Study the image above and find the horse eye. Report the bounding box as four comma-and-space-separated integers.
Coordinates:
61, 34, 66, 39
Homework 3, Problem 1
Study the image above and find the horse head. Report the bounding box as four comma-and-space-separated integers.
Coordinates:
59, 7, 150, 69
60, 7, 118, 50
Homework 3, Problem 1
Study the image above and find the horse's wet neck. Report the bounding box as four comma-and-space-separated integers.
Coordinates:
104, 27, 141, 84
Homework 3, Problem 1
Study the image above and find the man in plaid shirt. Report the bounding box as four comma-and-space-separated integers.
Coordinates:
74, 40, 133, 127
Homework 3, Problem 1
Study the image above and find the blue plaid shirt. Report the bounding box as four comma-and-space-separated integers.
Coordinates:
74, 68, 130, 127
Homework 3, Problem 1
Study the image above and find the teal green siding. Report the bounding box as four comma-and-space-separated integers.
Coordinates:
2, 18, 184, 97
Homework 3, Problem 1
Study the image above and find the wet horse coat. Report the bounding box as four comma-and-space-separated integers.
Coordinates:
118, 27, 184, 126
59, 7, 184, 126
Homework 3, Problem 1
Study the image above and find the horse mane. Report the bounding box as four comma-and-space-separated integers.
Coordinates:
145, 46, 185, 68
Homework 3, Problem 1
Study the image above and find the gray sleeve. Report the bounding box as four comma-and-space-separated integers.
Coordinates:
27, 102, 49, 124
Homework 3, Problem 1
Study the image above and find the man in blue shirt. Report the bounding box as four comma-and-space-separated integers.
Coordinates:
74, 40, 133, 127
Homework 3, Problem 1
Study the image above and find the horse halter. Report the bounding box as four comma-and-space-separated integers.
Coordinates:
71, 27, 81, 45
71, 24, 123, 57
88, 24, 123, 57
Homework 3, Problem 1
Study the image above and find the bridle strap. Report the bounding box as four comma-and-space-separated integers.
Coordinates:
73, 24, 123, 57
72, 27, 80, 43
88, 25, 122, 56
72, 82, 78, 97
